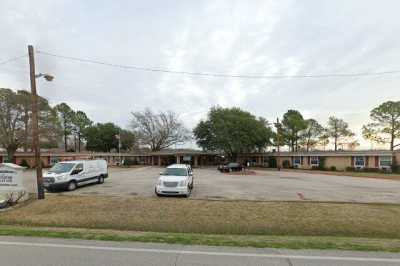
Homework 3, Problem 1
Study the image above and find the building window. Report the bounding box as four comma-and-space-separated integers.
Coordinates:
379, 156, 392, 168
310, 156, 319, 166
354, 156, 365, 168
293, 156, 301, 166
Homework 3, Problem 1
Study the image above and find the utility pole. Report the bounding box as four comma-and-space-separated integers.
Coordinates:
28, 45, 45, 200
117, 131, 122, 165
275, 118, 281, 171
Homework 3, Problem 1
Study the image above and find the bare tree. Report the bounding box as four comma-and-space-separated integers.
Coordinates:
131, 109, 190, 151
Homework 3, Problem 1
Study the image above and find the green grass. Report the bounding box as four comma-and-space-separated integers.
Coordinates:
1, 195, 400, 238
1, 225, 400, 252
1, 196, 400, 252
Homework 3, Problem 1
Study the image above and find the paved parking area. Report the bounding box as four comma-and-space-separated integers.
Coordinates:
22, 167, 400, 203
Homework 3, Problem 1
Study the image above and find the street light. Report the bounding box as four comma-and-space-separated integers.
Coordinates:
28, 45, 54, 200
274, 118, 282, 171
35, 73, 54, 82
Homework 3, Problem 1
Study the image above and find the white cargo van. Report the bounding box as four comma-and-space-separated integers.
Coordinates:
43, 160, 108, 191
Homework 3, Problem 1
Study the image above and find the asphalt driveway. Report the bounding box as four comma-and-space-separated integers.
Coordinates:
22, 167, 400, 203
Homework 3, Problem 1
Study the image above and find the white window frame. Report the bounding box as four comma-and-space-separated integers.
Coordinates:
354, 156, 365, 168
379, 156, 392, 168
310, 156, 319, 166
293, 156, 301, 166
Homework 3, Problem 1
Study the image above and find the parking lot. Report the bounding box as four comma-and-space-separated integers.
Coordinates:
22, 166, 400, 203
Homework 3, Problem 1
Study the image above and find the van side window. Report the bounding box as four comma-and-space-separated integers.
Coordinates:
74, 164, 83, 173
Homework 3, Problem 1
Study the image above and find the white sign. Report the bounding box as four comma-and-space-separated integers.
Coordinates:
0, 163, 25, 191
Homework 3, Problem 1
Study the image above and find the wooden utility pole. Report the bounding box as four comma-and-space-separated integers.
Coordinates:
28, 45, 45, 200
276, 118, 281, 171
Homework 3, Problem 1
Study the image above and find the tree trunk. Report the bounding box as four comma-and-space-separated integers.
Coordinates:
231, 153, 238, 162
63, 115, 68, 152
334, 137, 338, 151
78, 132, 81, 152
390, 119, 395, 151
391, 132, 395, 151
6, 146, 17, 163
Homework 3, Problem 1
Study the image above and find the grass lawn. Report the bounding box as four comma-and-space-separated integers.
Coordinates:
1, 225, 400, 252
1, 195, 400, 237
1, 195, 400, 251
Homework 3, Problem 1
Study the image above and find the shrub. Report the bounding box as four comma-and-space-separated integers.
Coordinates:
282, 160, 290, 168
392, 165, 400, 174
268, 157, 277, 168
19, 159, 30, 168
363, 167, 381, 173
346, 166, 355, 172
123, 158, 138, 166
318, 157, 326, 170
330, 166, 337, 171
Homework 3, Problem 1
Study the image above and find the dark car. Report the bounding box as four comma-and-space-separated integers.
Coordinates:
218, 162, 244, 172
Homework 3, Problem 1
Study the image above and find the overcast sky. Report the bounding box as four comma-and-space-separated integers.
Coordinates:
0, 0, 399, 149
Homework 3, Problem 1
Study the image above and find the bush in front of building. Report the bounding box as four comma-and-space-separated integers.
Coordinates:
329, 166, 337, 171
318, 157, 326, 170
282, 160, 291, 168
19, 159, 30, 168
311, 157, 327, 171
123, 158, 138, 166
390, 158, 400, 174
364, 167, 386, 173
268, 157, 277, 168
345, 166, 392, 174
392, 164, 400, 174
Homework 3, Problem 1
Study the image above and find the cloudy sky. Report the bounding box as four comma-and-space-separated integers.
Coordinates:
0, 0, 399, 149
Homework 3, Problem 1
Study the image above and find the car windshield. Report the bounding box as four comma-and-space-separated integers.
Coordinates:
48, 163, 75, 174
163, 168, 187, 176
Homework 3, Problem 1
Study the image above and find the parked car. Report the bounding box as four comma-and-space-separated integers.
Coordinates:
218, 162, 244, 172
43, 160, 108, 191
155, 164, 193, 197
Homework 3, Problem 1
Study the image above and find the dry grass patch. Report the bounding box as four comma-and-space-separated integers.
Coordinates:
0, 195, 399, 238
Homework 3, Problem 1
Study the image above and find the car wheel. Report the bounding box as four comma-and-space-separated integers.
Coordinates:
184, 186, 191, 198
155, 187, 161, 197
67, 181, 77, 191
98, 175, 104, 184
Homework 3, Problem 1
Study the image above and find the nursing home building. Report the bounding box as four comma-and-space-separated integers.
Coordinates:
1, 149, 398, 171
267, 150, 396, 171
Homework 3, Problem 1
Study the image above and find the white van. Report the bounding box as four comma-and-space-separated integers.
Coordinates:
155, 164, 193, 197
43, 160, 108, 191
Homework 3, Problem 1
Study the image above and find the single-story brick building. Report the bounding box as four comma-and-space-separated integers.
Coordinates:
1, 149, 398, 171
266, 150, 396, 171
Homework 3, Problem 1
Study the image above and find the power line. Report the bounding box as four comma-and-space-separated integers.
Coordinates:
0, 54, 27, 66
37, 50, 400, 79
